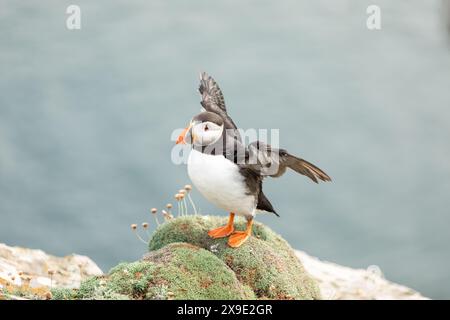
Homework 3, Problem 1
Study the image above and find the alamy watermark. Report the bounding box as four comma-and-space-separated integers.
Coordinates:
171, 128, 282, 175
367, 5, 381, 30
65, 5, 381, 31
66, 5, 81, 30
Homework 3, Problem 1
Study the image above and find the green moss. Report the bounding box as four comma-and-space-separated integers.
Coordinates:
149, 215, 320, 300
51, 288, 77, 300
68, 275, 130, 300
73, 243, 253, 300
69, 215, 320, 300
149, 216, 214, 251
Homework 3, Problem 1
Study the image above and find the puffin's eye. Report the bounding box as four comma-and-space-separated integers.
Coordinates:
204, 124, 209, 131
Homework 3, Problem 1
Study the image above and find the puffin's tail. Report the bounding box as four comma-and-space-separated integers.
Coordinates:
257, 191, 279, 217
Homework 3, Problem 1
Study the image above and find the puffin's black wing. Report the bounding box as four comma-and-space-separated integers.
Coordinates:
236, 163, 279, 217
245, 141, 331, 183
199, 72, 227, 113
199, 72, 239, 131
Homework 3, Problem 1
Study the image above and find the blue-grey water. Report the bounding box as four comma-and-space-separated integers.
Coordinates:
1, 0, 450, 299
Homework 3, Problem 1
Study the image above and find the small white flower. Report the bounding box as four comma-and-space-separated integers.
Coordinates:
210, 244, 219, 253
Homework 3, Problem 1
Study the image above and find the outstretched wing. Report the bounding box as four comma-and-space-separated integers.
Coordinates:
199, 72, 227, 113
199, 72, 238, 131
243, 141, 331, 183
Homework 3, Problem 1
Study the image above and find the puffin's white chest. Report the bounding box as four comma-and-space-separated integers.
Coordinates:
187, 149, 256, 217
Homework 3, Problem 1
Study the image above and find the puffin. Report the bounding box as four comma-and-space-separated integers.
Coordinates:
176, 72, 331, 248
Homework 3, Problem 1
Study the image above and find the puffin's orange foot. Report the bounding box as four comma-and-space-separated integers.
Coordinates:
228, 231, 250, 248
208, 225, 235, 239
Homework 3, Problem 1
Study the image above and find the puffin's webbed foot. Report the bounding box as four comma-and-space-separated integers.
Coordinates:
208, 213, 235, 239
208, 224, 234, 238
228, 231, 250, 247
227, 218, 253, 248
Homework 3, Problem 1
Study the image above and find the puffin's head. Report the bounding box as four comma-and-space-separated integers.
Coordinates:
176, 112, 224, 146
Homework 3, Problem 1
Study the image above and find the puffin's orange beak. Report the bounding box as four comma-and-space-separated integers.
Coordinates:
176, 123, 193, 145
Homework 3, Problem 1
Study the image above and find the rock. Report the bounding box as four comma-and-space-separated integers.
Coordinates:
295, 250, 428, 300
0, 242, 103, 298
1, 217, 429, 300
148, 215, 320, 300
29, 276, 52, 289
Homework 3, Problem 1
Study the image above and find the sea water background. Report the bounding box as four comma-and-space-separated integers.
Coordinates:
1, 0, 450, 298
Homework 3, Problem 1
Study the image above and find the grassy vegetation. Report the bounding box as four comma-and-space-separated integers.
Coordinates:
148, 215, 320, 300
54, 242, 253, 300
48, 215, 320, 300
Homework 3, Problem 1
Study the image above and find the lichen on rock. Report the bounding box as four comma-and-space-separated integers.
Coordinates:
0, 242, 103, 300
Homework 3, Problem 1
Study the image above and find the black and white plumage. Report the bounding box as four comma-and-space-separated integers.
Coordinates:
177, 72, 330, 247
